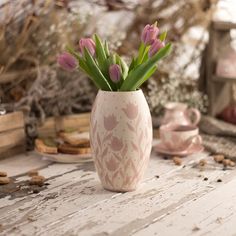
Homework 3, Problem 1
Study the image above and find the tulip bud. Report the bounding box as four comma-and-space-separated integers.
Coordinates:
57, 52, 77, 71
148, 39, 165, 57
141, 23, 159, 45
79, 38, 96, 56
109, 64, 121, 83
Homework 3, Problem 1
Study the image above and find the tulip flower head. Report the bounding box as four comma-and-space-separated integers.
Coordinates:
59, 23, 171, 91
148, 39, 165, 57
79, 38, 96, 56
57, 52, 77, 71
141, 23, 159, 45
109, 64, 121, 83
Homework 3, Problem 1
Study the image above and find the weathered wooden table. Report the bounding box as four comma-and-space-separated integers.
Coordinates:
1, 145, 236, 236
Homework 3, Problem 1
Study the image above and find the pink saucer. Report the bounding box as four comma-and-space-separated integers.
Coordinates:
154, 142, 204, 157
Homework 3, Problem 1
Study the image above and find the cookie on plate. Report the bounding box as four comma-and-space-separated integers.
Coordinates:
59, 132, 90, 147
58, 143, 91, 155
35, 139, 58, 154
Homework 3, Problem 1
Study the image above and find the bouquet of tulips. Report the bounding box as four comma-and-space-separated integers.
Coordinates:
58, 22, 172, 91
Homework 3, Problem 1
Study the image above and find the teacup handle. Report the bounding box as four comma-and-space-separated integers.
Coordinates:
185, 135, 202, 150
187, 108, 201, 126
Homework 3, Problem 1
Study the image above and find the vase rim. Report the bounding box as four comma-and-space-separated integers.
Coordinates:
98, 89, 142, 94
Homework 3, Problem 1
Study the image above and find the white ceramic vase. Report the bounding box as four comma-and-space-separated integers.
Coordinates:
90, 90, 153, 192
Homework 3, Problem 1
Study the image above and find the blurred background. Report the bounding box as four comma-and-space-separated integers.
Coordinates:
0, 0, 236, 149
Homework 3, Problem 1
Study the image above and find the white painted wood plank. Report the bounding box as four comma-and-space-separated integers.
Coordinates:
36, 167, 234, 236
133, 177, 236, 236
1, 154, 234, 236
0, 152, 51, 177
0, 151, 208, 235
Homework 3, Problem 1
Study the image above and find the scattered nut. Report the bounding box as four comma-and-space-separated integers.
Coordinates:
28, 170, 39, 177
173, 157, 182, 166
217, 179, 222, 182
0, 177, 10, 185
29, 175, 45, 186
222, 159, 231, 167
199, 159, 207, 167
27, 216, 36, 222
32, 189, 40, 194
203, 177, 208, 181
216, 217, 223, 224
0, 171, 7, 177
229, 161, 235, 167
213, 155, 224, 163
192, 225, 200, 231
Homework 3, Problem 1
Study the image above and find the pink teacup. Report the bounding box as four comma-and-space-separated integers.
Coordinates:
160, 124, 202, 151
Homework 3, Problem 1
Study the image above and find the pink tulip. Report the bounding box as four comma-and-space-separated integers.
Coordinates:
141, 24, 159, 45
57, 52, 77, 71
148, 39, 165, 57
104, 114, 118, 131
79, 38, 96, 56
109, 64, 121, 83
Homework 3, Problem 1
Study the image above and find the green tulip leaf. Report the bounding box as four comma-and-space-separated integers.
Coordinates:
137, 42, 145, 65
84, 48, 112, 91
104, 40, 110, 57
94, 34, 107, 66
159, 31, 167, 41
120, 43, 172, 91
134, 65, 157, 89
114, 54, 128, 80
129, 58, 136, 72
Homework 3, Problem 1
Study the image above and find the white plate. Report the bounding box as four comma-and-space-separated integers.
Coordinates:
36, 151, 93, 163
154, 142, 204, 157
36, 132, 93, 163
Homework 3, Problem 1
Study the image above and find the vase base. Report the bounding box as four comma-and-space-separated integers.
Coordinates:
103, 186, 137, 193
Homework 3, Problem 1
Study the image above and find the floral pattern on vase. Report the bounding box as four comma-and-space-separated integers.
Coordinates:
90, 90, 153, 192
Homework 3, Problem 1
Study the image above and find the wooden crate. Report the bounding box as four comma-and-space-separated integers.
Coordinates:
0, 111, 26, 159
37, 113, 90, 138
203, 20, 236, 116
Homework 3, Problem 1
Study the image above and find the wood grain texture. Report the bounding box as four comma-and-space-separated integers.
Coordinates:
37, 113, 90, 138
0, 148, 236, 236
0, 128, 25, 149
0, 112, 24, 133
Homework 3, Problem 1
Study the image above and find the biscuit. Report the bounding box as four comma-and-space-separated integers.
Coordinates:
58, 144, 91, 155
0, 177, 10, 185
59, 132, 90, 147
35, 139, 58, 154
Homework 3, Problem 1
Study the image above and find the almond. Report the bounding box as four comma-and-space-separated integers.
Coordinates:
173, 157, 182, 166
28, 170, 39, 177
0, 171, 7, 177
213, 155, 224, 163
199, 159, 207, 167
29, 175, 45, 186
0, 177, 10, 185
222, 159, 231, 167
229, 161, 235, 167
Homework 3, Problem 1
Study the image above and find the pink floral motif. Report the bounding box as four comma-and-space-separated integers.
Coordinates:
104, 114, 118, 131
110, 136, 123, 151
122, 102, 139, 120
106, 158, 119, 171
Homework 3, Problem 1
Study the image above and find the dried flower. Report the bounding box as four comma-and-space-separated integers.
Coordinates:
79, 38, 96, 56
149, 39, 165, 57
57, 53, 77, 71
109, 64, 121, 83
141, 23, 159, 45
